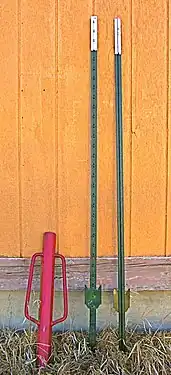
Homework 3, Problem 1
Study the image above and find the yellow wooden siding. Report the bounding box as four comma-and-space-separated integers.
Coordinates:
0, 0, 170, 257
166, 1, 171, 255
0, 1, 20, 256
131, 0, 168, 256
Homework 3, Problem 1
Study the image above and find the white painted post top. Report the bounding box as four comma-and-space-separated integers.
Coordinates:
91, 16, 98, 51
114, 17, 121, 55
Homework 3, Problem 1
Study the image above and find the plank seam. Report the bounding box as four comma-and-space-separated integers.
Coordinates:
93, 0, 95, 15
165, 0, 169, 255
18, 0, 22, 257
55, 0, 59, 249
130, 0, 133, 256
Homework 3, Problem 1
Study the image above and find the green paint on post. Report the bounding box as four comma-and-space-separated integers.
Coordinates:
85, 16, 101, 348
114, 17, 126, 351
90, 50, 97, 295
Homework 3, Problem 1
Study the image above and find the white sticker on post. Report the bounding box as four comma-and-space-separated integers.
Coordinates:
114, 17, 121, 55
91, 16, 97, 51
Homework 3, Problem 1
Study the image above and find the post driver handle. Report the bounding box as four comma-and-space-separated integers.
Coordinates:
24, 252, 42, 326
51, 254, 68, 326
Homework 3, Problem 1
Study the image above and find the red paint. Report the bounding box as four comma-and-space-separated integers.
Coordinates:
24, 232, 68, 368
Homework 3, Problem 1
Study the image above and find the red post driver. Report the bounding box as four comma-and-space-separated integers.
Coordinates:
24, 232, 68, 367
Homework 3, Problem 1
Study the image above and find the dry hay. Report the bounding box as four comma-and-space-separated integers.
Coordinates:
0, 327, 171, 374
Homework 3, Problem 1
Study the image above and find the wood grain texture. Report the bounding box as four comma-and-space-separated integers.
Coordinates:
95, 0, 132, 256
20, 0, 57, 256
1, 257, 171, 291
166, 1, 171, 255
0, 1, 20, 256
131, 0, 168, 256
0, 0, 170, 258
57, 0, 92, 256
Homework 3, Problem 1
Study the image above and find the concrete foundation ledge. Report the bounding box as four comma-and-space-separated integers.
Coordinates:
1, 290, 171, 332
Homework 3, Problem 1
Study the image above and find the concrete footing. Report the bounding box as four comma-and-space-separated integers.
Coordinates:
1, 290, 171, 332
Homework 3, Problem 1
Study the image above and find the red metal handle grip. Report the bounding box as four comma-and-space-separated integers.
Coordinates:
51, 254, 68, 326
24, 252, 42, 326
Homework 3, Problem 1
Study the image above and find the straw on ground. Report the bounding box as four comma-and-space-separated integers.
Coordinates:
0, 327, 171, 374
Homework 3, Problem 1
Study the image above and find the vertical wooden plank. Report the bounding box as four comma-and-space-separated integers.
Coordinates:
58, 1, 92, 256
131, 0, 167, 256
95, 0, 132, 256
166, 0, 171, 255
21, 0, 57, 256
0, 1, 20, 256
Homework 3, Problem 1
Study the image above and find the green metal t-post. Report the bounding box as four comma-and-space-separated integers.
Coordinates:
114, 17, 127, 351
85, 15, 101, 349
